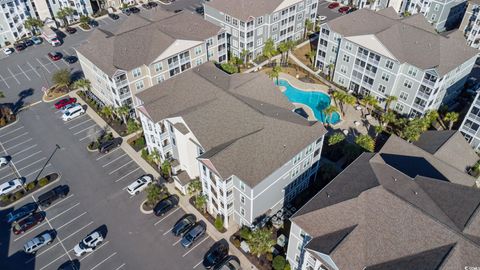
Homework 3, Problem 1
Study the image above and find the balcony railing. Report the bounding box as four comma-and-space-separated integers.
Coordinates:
422, 79, 436, 87
368, 57, 379, 65
468, 113, 480, 124
462, 126, 478, 136
417, 91, 430, 99
119, 91, 131, 100
357, 54, 367, 61
412, 102, 426, 110
114, 79, 128, 88
168, 62, 178, 69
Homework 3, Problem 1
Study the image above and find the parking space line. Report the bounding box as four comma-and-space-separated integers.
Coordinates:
36, 58, 51, 74
12, 144, 37, 156
16, 157, 46, 171
0, 157, 45, 181
114, 263, 126, 270
5, 138, 33, 151
79, 240, 110, 262
57, 211, 87, 230
63, 114, 86, 123
96, 148, 120, 160
2, 131, 29, 143
49, 202, 80, 221
68, 118, 93, 129
172, 238, 182, 246
79, 130, 102, 141
27, 61, 41, 78
73, 124, 96, 135
62, 221, 94, 241
162, 228, 173, 236
44, 194, 74, 211
102, 153, 127, 167
7, 67, 20, 85
0, 126, 24, 138
17, 64, 31, 81
182, 237, 210, 257
7, 150, 41, 166
24, 163, 51, 178
193, 260, 203, 269
48, 57, 61, 69
115, 167, 141, 182
154, 207, 181, 226
109, 160, 134, 175
0, 73, 10, 89
38, 253, 67, 270
90, 252, 117, 270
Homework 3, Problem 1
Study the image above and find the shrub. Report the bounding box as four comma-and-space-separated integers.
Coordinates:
214, 215, 224, 231
141, 149, 148, 159
232, 238, 241, 248
38, 177, 49, 187
273, 256, 286, 270
0, 118, 6, 127
220, 62, 238, 74
26, 181, 36, 191
145, 184, 163, 206
266, 253, 273, 261
284, 262, 291, 270
13, 190, 24, 201
134, 137, 145, 148
0, 194, 9, 203
239, 227, 251, 240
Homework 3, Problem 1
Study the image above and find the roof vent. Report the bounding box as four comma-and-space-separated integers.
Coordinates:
413, 190, 418, 195
326, 192, 330, 198
214, 76, 217, 79
393, 177, 397, 182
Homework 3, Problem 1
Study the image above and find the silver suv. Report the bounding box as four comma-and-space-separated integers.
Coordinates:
24, 231, 54, 254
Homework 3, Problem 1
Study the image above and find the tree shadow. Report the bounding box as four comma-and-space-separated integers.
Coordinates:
1, 88, 35, 114
71, 71, 84, 82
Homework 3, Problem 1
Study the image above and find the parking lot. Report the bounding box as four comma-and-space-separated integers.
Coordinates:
317, 0, 345, 23
0, 101, 216, 269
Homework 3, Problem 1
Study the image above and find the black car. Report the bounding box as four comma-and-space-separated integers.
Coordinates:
38, 185, 69, 207
24, 39, 34, 46
15, 43, 26, 51
174, 9, 182, 13
181, 222, 206, 248
6, 202, 38, 223
66, 27, 76, 34
203, 239, 229, 269
57, 260, 80, 270
148, 2, 158, 7
63, 55, 77, 64
99, 137, 123, 154
122, 8, 132, 15
346, 7, 357, 13
172, 214, 196, 236
213, 255, 241, 270
154, 195, 179, 216
88, 20, 98, 27
142, 3, 152, 9
130, 7, 140, 13
108, 13, 119, 20
195, 6, 204, 15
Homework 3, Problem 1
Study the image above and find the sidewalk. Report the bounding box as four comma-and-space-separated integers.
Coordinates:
70, 90, 257, 270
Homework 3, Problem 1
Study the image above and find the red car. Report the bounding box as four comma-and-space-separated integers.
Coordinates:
328, 2, 340, 9
55, 97, 77, 109
338, 6, 350, 13
12, 212, 45, 235
48, 52, 62, 61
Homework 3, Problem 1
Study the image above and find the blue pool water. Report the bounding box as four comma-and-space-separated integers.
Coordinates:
278, 79, 341, 124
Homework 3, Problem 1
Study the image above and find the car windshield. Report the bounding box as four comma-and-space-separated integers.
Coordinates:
65, 111, 71, 116
79, 241, 88, 249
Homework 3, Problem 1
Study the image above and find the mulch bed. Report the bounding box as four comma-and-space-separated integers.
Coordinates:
0, 173, 60, 207
188, 196, 227, 233
127, 133, 146, 152
229, 233, 272, 270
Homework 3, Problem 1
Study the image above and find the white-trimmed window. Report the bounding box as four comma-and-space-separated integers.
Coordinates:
194, 46, 202, 56
345, 41, 352, 51
195, 58, 203, 66
385, 60, 394, 69
132, 68, 141, 78
240, 207, 245, 216
240, 181, 245, 191
225, 15, 231, 23
240, 195, 245, 204
154, 63, 163, 72
233, 18, 238, 26
343, 55, 350, 62
256, 38, 263, 46
407, 66, 418, 77
291, 166, 300, 179
257, 16, 263, 25
156, 75, 164, 84
403, 79, 412, 89
293, 153, 301, 165
395, 103, 404, 112
135, 80, 144, 90
340, 65, 347, 74
381, 73, 390, 82
378, 84, 386, 93
399, 91, 409, 101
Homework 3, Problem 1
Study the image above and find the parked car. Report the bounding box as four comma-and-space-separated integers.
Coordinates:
88, 20, 98, 27
174, 9, 182, 13
317, 15, 327, 22
15, 43, 26, 51
61, 103, 80, 113
181, 222, 206, 248
6, 202, 38, 223
142, 3, 152, 9
63, 55, 77, 64
0, 178, 24, 196
51, 37, 61, 47
126, 175, 153, 195
148, 2, 158, 7
54, 97, 77, 109
347, 7, 357, 13
48, 52, 62, 61
3, 47, 13, 55
130, 7, 140, 13
108, 13, 119, 20
98, 137, 123, 153
172, 214, 196, 236
327, 2, 340, 8
57, 260, 80, 270
31, 36, 42, 45
338, 6, 350, 13
203, 239, 229, 269
12, 212, 45, 235
213, 255, 241, 270
37, 185, 69, 207
154, 195, 179, 216
24, 230, 55, 254
62, 105, 85, 122
122, 8, 132, 16
0, 156, 9, 166
74, 231, 104, 256
65, 27, 76, 34
195, 6, 204, 15
24, 39, 34, 46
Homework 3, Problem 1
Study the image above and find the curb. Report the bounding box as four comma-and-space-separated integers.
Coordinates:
140, 200, 153, 214
0, 116, 19, 131
0, 174, 62, 210
158, 0, 172, 5
42, 91, 71, 103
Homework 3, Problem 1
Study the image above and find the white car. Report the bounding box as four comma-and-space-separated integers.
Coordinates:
0, 178, 23, 196
126, 175, 153, 195
24, 231, 54, 254
3, 47, 13, 55
0, 156, 9, 167
51, 37, 61, 47
62, 105, 85, 121
317, 15, 327, 22
61, 103, 81, 113
74, 231, 104, 256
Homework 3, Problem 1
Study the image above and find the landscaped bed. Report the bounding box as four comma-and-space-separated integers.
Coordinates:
188, 196, 227, 233
0, 173, 60, 207
127, 133, 146, 152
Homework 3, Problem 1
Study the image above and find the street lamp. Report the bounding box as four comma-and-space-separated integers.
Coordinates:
34, 144, 61, 181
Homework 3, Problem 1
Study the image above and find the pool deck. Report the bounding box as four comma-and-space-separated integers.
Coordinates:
292, 102, 317, 121
278, 73, 330, 94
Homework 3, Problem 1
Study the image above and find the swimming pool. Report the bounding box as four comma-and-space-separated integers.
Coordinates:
278, 79, 341, 124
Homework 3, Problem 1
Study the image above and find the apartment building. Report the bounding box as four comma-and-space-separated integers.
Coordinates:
135, 63, 327, 229
204, 0, 318, 59
44, 0, 93, 25
316, 8, 478, 117
459, 91, 480, 150
460, 0, 480, 49
76, 9, 226, 109
0, 0, 36, 47
287, 131, 480, 269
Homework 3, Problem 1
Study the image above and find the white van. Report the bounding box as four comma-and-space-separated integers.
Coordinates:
62, 105, 85, 121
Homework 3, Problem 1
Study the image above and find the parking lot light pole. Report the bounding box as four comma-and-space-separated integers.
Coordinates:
35, 144, 61, 181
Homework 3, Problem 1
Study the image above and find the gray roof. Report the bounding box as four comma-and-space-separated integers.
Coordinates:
76, 11, 221, 76
206, 0, 284, 20
292, 134, 480, 269
137, 63, 326, 187
326, 8, 478, 76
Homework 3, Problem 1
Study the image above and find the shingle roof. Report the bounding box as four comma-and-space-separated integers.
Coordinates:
326, 8, 478, 76
206, 0, 284, 20
137, 63, 327, 187
76, 11, 221, 76
292, 134, 480, 269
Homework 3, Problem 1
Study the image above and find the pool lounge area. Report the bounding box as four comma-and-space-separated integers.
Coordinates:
277, 78, 341, 125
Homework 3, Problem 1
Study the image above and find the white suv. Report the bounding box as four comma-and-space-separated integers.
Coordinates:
62, 105, 85, 121
74, 231, 103, 256
0, 178, 23, 196
126, 175, 153, 195
24, 231, 54, 253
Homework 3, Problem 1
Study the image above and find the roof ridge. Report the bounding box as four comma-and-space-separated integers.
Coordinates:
433, 131, 458, 154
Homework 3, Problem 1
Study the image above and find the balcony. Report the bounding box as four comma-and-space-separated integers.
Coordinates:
168, 61, 178, 69
412, 102, 426, 110
368, 57, 379, 66
119, 91, 131, 100
357, 54, 367, 61
462, 125, 478, 136
468, 112, 480, 124
364, 70, 376, 78
417, 91, 430, 99
422, 79, 436, 87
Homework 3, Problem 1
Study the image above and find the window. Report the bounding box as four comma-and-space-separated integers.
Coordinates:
257, 16, 263, 25
256, 38, 263, 46
272, 23, 279, 32
195, 58, 203, 66
343, 55, 350, 62
399, 91, 409, 101
156, 75, 164, 83
385, 60, 394, 69
194, 46, 202, 56
381, 73, 390, 82
225, 15, 231, 23
407, 67, 418, 77
395, 103, 404, 112
345, 41, 352, 51
132, 68, 141, 78
293, 153, 301, 165
340, 65, 347, 74
172, 138, 176, 146
434, 4, 440, 11
291, 166, 300, 179
233, 18, 238, 26
135, 80, 144, 90
240, 181, 245, 191
404, 79, 413, 89
240, 195, 245, 204
273, 12, 279, 21
240, 207, 245, 216
431, 14, 436, 21
154, 63, 162, 72
378, 84, 386, 93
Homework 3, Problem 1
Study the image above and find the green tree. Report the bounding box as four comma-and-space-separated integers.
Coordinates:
285, 39, 295, 62
361, 95, 378, 114
374, 125, 383, 137
304, 18, 313, 39
79, 15, 90, 25
273, 256, 287, 270
194, 194, 207, 213
341, 94, 356, 116
355, 134, 375, 152
425, 110, 439, 126
306, 50, 316, 66
214, 215, 224, 231
220, 62, 238, 74
323, 105, 338, 126
244, 227, 276, 257
402, 120, 423, 142
381, 111, 396, 127
328, 132, 345, 146
187, 178, 202, 197
161, 159, 172, 178
145, 184, 162, 206
384, 95, 397, 112
146, 148, 161, 168
262, 38, 276, 63
444, 112, 459, 130
52, 69, 71, 88
277, 41, 288, 65
116, 105, 130, 124
101, 105, 114, 120
240, 49, 249, 66
56, 7, 76, 26
267, 65, 282, 84
127, 119, 140, 133
23, 17, 44, 35
73, 78, 91, 91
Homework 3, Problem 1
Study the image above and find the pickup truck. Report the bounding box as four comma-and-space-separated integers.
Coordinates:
41, 27, 61, 47
37, 185, 69, 207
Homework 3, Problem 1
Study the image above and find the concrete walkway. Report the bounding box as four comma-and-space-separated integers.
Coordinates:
70, 91, 257, 270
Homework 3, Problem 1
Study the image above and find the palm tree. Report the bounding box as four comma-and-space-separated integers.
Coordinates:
52, 69, 71, 88
240, 49, 249, 66
323, 105, 338, 126
73, 78, 91, 91
194, 195, 207, 213
384, 95, 397, 112
342, 94, 356, 116
402, 120, 423, 142
304, 18, 313, 39
101, 105, 114, 120
116, 105, 130, 124
161, 160, 172, 178
285, 40, 295, 61
381, 111, 396, 127
328, 132, 345, 146
56, 7, 76, 26
267, 65, 282, 84
355, 134, 375, 152
277, 42, 288, 65
331, 91, 342, 110
361, 95, 378, 114
23, 17, 44, 35
187, 178, 202, 197
262, 38, 276, 64
327, 63, 335, 81
444, 112, 459, 130
245, 227, 276, 258
374, 125, 383, 138
306, 50, 316, 66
